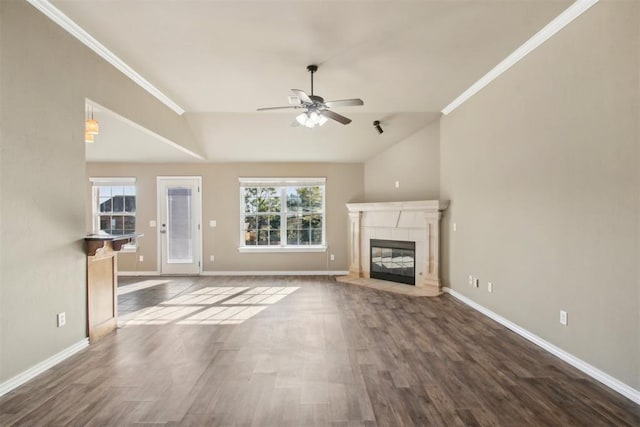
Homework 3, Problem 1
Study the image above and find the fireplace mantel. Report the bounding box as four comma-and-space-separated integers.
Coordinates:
345, 200, 448, 292
346, 200, 445, 213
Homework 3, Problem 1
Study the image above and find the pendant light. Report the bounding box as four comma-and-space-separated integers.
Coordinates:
85, 108, 99, 135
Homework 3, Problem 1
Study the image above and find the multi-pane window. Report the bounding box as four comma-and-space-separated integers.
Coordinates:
240, 178, 325, 249
90, 177, 136, 249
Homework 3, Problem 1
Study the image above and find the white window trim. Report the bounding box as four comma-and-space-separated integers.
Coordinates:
90, 177, 137, 252
89, 177, 137, 184
238, 246, 327, 253
238, 177, 327, 253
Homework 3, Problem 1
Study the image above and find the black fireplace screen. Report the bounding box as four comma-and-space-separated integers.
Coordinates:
370, 239, 415, 285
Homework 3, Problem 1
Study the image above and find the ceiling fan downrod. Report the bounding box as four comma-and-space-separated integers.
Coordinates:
307, 64, 318, 96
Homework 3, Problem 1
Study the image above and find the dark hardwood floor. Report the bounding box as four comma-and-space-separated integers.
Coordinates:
1, 276, 638, 426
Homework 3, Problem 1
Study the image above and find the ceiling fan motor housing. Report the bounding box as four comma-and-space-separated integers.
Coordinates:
309, 95, 324, 105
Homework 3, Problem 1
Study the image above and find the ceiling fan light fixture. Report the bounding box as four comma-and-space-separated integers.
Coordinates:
296, 112, 308, 126
296, 111, 328, 128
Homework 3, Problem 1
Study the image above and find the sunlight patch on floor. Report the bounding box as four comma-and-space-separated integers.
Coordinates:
122, 286, 300, 326
126, 305, 202, 325
118, 279, 170, 295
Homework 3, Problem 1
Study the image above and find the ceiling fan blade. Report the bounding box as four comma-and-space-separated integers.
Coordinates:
324, 99, 364, 108
321, 109, 352, 125
257, 106, 302, 111
291, 89, 313, 104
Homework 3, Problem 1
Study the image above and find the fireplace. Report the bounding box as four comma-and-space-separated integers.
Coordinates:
343, 200, 448, 292
370, 239, 416, 285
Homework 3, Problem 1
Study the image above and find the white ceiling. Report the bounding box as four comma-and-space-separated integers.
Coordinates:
185, 112, 440, 162
58, 0, 573, 162
86, 106, 203, 163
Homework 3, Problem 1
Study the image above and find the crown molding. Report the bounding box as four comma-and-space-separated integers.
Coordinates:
441, 0, 599, 115
26, 0, 186, 116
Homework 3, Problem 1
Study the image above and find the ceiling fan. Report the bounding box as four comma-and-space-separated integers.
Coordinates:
257, 65, 364, 128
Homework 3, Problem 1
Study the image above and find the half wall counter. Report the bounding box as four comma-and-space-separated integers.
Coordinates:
84, 233, 141, 342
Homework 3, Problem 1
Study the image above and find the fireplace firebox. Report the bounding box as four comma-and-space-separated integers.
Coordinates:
370, 239, 415, 285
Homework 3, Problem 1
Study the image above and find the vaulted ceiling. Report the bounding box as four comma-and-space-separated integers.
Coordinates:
51, 0, 573, 162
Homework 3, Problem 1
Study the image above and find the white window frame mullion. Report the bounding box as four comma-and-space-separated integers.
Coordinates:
92, 185, 100, 233
319, 183, 327, 247
280, 186, 287, 248
239, 185, 245, 247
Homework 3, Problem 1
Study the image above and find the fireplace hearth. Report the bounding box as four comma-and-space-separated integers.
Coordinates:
370, 239, 415, 285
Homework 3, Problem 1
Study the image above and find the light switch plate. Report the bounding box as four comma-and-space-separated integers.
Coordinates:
149, 220, 156, 227
209, 220, 217, 227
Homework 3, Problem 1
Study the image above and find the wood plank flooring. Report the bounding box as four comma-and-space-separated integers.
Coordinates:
1, 276, 638, 426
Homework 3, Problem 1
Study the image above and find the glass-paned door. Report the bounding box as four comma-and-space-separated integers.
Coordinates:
158, 177, 201, 274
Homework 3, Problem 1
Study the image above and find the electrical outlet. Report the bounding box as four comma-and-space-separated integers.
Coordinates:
330, 254, 335, 261
469, 275, 473, 285
488, 282, 493, 293
474, 278, 479, 288
394, 181, 400, 188
453, 223, 457, 232
560, 310, 568, 326
139, 255, 144, 262
210, 255, 215, 262
57, 312, 66, 327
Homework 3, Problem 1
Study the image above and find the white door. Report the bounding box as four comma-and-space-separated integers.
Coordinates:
158, 177, 202, 275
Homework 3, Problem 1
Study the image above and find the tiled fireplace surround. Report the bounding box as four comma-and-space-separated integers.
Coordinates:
344, 200, 448, 293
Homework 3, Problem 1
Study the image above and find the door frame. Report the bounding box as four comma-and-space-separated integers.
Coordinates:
156, 176, 203, 275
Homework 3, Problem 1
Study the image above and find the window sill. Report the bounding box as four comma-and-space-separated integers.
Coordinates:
238, 245, 327, 254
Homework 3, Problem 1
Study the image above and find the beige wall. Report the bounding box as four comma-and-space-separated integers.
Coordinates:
364, 121, 440, 202
0, 1, 201, 382
440, 0, 639, 389
86, 163, 364, 272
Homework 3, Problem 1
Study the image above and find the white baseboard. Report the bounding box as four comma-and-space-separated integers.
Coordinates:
200, 270, 349, 276
118, 271, 160, 276
0, 338, 89, 398
119, 271, 348, 277
443, 287, 640, 405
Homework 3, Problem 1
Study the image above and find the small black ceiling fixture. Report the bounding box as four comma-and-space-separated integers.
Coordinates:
373, 120, 383, 134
